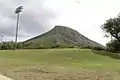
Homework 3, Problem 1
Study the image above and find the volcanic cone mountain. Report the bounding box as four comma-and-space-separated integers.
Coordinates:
24, 26, 103, 48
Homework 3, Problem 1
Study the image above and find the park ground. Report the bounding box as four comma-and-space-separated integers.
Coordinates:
0, 49, 120, 80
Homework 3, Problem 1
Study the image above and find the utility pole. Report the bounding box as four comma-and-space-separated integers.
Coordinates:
14, 6, 23, 50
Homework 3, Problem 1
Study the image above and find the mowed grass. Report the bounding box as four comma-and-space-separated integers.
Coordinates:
0, 49, 120, 80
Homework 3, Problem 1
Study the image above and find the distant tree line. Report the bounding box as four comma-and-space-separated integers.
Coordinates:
0, 41, 24, 50
0, 41, 104, 50
0, 41, 14, 50
0, 41, 75, 50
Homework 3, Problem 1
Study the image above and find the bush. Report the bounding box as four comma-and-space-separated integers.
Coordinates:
93, 46, 105, 51
82, 46, 93, 49
1, 41, 14, 50
106, 40, 120, 52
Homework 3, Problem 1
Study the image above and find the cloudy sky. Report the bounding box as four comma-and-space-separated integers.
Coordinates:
0, 0, 120, 45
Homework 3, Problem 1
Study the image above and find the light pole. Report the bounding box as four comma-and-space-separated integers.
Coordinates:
0, 34, 4, 50
14, 6, 23, 50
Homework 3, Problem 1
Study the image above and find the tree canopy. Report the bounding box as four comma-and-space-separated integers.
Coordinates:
102, 15, 120, 42
102, 14, 120, 52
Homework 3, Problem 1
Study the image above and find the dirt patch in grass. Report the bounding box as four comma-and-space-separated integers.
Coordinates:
2, 68, 120, 80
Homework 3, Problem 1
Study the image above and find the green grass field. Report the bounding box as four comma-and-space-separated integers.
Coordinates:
0, 49, 120, 80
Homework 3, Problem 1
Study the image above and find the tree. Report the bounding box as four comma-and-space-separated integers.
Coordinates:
102, 14, 120, 52
17, 42, 24, 49
101, 15, 120, 42
1, 41, 14, 50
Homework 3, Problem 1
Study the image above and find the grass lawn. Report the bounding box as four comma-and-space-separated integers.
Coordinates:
0, 49, 120, 80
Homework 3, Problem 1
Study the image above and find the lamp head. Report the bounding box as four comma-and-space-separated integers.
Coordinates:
15, 6, 23, 14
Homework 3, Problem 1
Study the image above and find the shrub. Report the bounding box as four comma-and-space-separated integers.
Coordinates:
93, 46, 105, 51
106, 40, 120, 52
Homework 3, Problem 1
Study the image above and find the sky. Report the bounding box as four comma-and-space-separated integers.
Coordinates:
0, 0, 120, 45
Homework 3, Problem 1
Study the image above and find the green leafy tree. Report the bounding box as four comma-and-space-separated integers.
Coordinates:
102, 14, 120, 52
101, 15, 120, 42
1, 41, 14, 50
17, 42, 24, 49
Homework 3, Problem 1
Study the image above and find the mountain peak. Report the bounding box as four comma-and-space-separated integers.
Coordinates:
54, 25, 68, 29
53, 25, 75, 33
54, 25, 66, 28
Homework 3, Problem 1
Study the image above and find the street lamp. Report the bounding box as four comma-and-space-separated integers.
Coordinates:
14, 6, 23, 50
0, 34, 4, 50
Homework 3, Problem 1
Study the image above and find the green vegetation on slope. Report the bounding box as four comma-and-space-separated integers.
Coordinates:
0, 49, 120, 79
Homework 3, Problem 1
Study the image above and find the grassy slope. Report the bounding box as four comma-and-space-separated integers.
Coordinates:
0, 49, 120, 80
